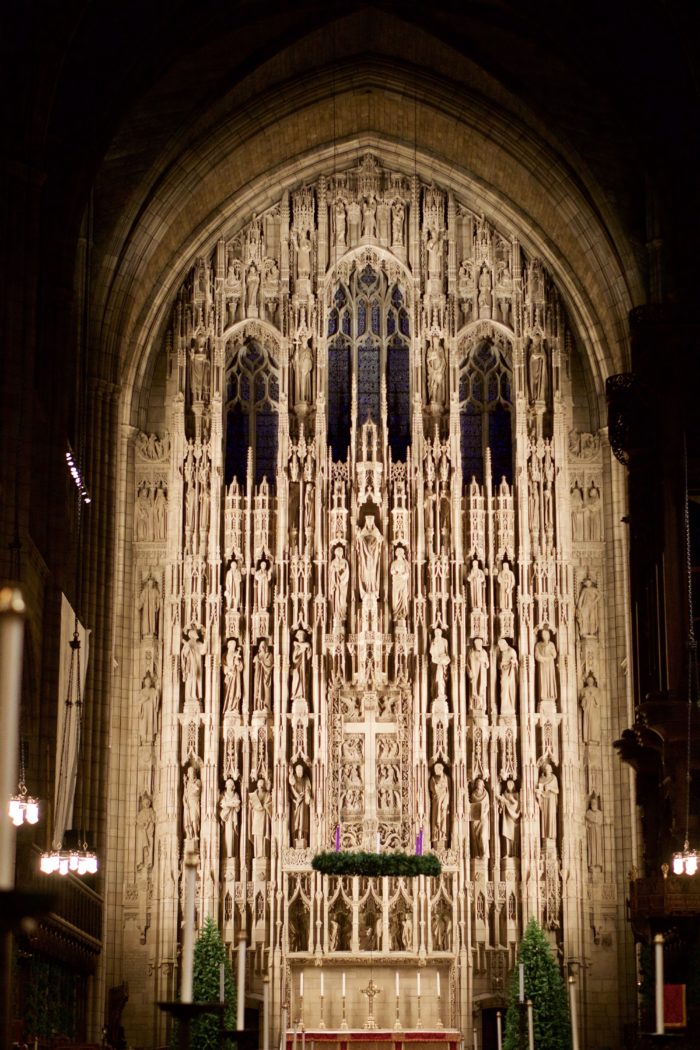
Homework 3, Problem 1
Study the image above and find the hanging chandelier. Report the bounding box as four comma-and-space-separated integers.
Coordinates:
39, 843, 98, 876
8, 735, 39, 826
671, 440, 698, 877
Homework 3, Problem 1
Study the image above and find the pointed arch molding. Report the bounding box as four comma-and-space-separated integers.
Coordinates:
102, 71, 642, 425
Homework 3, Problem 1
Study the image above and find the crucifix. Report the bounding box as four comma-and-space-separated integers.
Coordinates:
361, 977, 382, 1029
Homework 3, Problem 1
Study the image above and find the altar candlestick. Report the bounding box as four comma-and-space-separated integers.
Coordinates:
181, 851, 197, 1002
519, 963, 525, 1003
299, 971, 304, 997
473, 1026, 479, 1050
396, 971, 400, 997
0, 588, 25, 891
342, 972, 346, 997
527, 999, 535, 1050
654, 933, 665, 1035
568, 976, 579, 1050
436, 971, 441, 997
496, 1010, 503, 1050
320, 972, 324, 997
219, 962, 225, 1003
236, 932, 246, 1031
416, 972, 421, 996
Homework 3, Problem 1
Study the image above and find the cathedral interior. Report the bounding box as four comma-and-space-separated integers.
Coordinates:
1, 3, 699, 1048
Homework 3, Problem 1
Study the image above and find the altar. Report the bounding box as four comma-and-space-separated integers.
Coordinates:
285, 1030, 463, 1050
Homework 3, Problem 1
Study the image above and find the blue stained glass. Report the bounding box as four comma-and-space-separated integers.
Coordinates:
357, 343, 380, 425
342, 309, 351, 336
225, 407, 249, 485
255, 373, 266, 406
240, 373, 251, 404
460, 405, 483, 484
391, 285, 404, 308
358, 300, 367, 336
387, 311, 396, 335
371, 300, 381, 334
269, 374, 279, 402
245, 343, 262, 367
360, 265, 376, 288
471, 373, 483, 405
399, 309, 410, 336
475, 341, 494, 369
334, 286, 346, 308
226, 370, 237, 403
255, 410, 279, 484
459, 374, 470, 403
487, 371, 498, 403
488, 405, 512, 485
388, 344, 410, 460
328, 310, 338, 336
328, 344, 351, 459
501, 372, 511, 403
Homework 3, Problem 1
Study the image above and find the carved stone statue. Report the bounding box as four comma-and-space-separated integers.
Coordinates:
329, 546, 350, 622
219, 778, 241, 858
390, 546, 410, 622
586, 483, 602, 541
254, 559, 273, 612
468, 637, 489, 711
222, 638, 244, 716
580, 673, 601, 743
295, 338, 314, 403
253, 639, 274, 711
497, 638, 518, 715
290, 629, 311, 702
430, 627, 451, 699
527, 330, 547, 403
153, 482, 167, 541
536, 763, 559, 842
183, 765, 202, 841
138, 573, 161, 638
249, 778, 272, 858
294, 229, 312, 277
181, 626, 205, 704
426, 335, 447, 405
425, 228, 444, 279
468, 559, 486, 610
391, 199, 405, 244
534, 627, 557, 703
356, 515, 383, 599
571, 483, 585, 541
225, 556, 242, 613
498, 778, 521, 856
586, 794, 603, 870
138, 671, 159, 745
288, 763, 312, 846
576, 576, 600, 637
497, 561, 515, 611
189, 335, 210, 401
245, 263, 260, 315
135, 483, 153, 541
470, 777, 490, 859
136, 793, 155, 871
334, 199, 346, 244
429, 762, 450, 846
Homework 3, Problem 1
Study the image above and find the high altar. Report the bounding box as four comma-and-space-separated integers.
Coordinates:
122, 151, 621, 1045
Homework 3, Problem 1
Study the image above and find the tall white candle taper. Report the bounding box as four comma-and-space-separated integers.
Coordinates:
396, 971, 400, 997
436, 971, 441, 997
496, 1010, 503, 1050
300, 971, 304, 997
0, 588, 25, 892
320, 971, 324, 997
237, 931, 246, 1030
181, 851, 197, 1002
342, 972, 346, 997
473, 1026, 478, 1050
519, 963, 525, 1003
219, 962, 225, 1003
416, 972, 421, 996
568, 976, 579, 1050
654, 933, 665, 1035
527, 998, 535, 1050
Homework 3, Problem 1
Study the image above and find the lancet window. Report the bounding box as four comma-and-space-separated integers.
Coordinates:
224, 336, 279, 484
458, 334, 513, 485
327, 264, 410, 459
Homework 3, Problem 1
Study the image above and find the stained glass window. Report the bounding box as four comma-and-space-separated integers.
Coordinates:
225, 407, 248, 485
459, 336, 513, 484
328, 342, 351, 459
358, 342, 380, 424
255, 411, 278, 485
224, 337, 280, 485
388, 342, 410, 460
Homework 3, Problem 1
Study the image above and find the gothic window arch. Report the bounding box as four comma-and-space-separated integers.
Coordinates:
327, 263, 410, 460
458, 333, 513, 485
224, 335, 279, 485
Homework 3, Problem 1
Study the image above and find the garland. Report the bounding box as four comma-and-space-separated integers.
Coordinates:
312, 850, 442, 878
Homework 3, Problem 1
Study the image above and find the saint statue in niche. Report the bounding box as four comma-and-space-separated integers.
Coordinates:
498, 778, 521, 856
138, 573, 161, 638
329, 546, 350, 622
580, 672, 601, 743
136, 794, 155, 871
470, 777, 490, 859
290, 629, 311, 702
183, 765, 202, 841
576, 576, 600, 637
497, 638, 518, 716
468, 637, 489, 711
181, 626, 205, 704
586, 794, 604, 870
536, 763, 559, 842
356, 515, 383, 599
468, 558, 486, 610
222, 638, 244, 716
138, 671, 159, 745
497, 560, 515, 611
534, 627, 557, 703
426, 334, 447, 406
430, 627, 451, 699
249, 778, 272, 859
219, 778, 241, 858
253, 639, 274, 711
295, 337, 313, 403
288, 763, 312, 847
429, 762, 450, 846
390, 546, 410, 622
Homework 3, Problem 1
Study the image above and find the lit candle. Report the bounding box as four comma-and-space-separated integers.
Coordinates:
237, 932, 246, 1030
342, 972, 346, 997
320, 971, 324, 997
396, 971, 400, 997
300, 971, 304, 997
568, 976, 579, 1050
181, 852, 197, 1002
473, 1026, 479, 1050
220, 962, 225, 1003
496, 1010, 503, 1050
416, 972, 421, 997
0, 588, 24, 892
518, 962, 525, 1003
527, 999, 534, 1050
654, 934, 664, 1035
436, 971, 441, 997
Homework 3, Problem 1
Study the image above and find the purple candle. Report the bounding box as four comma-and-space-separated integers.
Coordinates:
418, 829, 423, 855
335, 825, 341, 852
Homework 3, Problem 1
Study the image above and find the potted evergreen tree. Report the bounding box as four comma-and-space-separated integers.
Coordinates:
171, 917, 237, 1050
504, 918, 571, 1050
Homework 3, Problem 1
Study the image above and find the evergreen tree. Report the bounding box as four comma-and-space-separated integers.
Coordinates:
171, 917, 237, 1050
504, 918, 571, 1050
